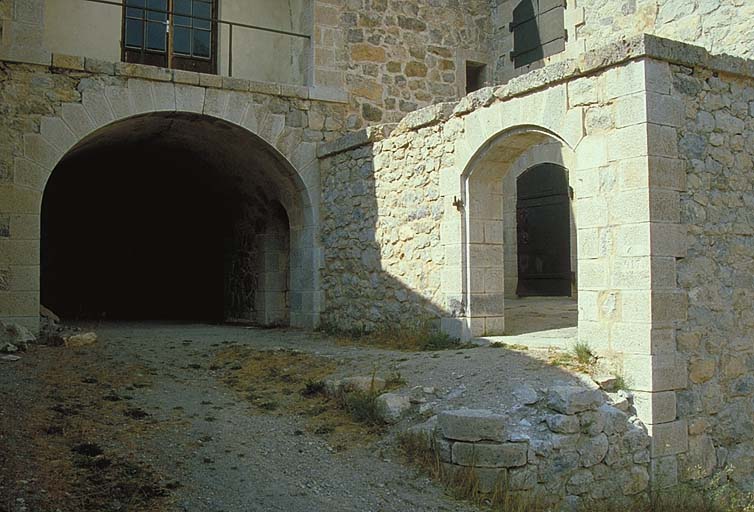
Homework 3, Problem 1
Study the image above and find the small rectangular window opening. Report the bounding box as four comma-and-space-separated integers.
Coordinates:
466, 61, 487, 95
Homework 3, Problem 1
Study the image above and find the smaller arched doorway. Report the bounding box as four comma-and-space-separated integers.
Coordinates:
460, 128, 578, 339
515, 163, 572, 297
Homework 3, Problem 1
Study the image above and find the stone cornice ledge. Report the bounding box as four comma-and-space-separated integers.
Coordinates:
386, 34, 754, 137
0, 51, 350, 104
317, 124, 397, 158
490, 33, 754, 109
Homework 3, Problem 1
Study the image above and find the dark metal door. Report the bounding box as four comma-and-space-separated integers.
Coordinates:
516, 163, 571, 297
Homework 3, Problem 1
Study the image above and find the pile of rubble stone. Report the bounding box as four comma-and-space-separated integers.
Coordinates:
0, 307, 98, 361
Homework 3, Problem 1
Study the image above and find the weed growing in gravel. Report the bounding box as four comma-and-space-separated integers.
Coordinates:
612, 373, 631, 392
317, 320, 367, 339
385, 371, 407, 389
546, 342, 597, 373
489, 341, 528, 351
328, 320, 472, 352
338, 389, 385, 426
572, 341, 596, 366
301, 379, 327, 397
397, 431, 443, 479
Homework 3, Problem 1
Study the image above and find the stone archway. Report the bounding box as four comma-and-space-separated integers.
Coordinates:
460, 127, 577, 338
437, 83, 586, 341
5, 78, 322, 329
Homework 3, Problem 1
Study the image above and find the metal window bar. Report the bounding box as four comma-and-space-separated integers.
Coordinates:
83, 0, 312, 77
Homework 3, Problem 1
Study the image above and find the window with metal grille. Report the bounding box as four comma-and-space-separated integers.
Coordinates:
123, 0, 217, 73
173, 0, 212, 59
509, 0, 566, 69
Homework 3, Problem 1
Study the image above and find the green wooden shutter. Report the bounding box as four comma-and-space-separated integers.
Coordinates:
510, 0, 566, 68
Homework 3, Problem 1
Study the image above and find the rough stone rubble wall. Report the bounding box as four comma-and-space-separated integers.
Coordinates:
489, 0, 754, 84
319, 118, 450, 332
314, 0, 493, 129
577, 0, 754, 60
674, 64, 754, 489
432, 386, 651, 508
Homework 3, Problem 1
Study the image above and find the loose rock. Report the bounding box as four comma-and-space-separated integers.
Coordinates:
547, 386, 604, 415
64, 332, 98, 348
1, 322, 36, 351
376, 393, 411, 424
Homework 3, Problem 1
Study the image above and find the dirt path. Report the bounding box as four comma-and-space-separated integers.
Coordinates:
1, 322, 587, 512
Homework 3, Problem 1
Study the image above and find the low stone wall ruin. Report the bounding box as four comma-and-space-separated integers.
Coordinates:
425, 386, 651, 508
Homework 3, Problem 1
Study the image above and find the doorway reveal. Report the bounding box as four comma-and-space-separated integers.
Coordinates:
515, 163, 572, 297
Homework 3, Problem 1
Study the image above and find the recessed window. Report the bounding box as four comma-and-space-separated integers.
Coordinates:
510, 0, 566, 69
466, 61, 487, 94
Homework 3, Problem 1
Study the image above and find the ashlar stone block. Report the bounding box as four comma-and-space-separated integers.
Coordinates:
633, 390, 677, 425
40, 117, 76, 153
451, 441, 528, 468
174, 84, 205, 113
438, 409, 506, 442
649, 420, 688, 458
61, 103, 95, 139
82, 90, 115, 128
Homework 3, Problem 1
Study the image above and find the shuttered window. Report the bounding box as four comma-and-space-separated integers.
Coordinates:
510, 0, 566, 68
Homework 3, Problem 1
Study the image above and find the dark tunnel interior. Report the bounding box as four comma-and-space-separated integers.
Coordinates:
41, 113, 297, 325
41, 143, 244, 322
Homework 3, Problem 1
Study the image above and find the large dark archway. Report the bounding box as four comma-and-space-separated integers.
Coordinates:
41, 112, 306, 324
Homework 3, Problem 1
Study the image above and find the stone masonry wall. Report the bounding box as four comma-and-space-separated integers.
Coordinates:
577, 0, 754, 60
489, 0, 754, 84
431, 385, 651, 509
318, 118, 449, 332
314, 0, 493, 129
674, 64, 754, 490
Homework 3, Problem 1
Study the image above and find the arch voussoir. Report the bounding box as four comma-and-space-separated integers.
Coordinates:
2, 70, 322, 329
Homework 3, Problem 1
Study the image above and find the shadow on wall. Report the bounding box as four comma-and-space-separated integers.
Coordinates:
318, 123, 578, 339
318, 139, 446, 334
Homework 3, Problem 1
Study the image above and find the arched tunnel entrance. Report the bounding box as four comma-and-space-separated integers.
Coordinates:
41, 112, 307, 326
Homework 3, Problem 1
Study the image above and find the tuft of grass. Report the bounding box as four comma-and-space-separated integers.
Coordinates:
323, 319, 472, 352
572, 341, 596, 366
420, 330, 467, 351
547, 352, 574, 368
385, 371, 407, 389
397, 431, 443, 479
612, 373, 630, 392
337, 389, 385, 426
397, 431, 537, 511
489, 341, 528, 351
301, 379, 327, 397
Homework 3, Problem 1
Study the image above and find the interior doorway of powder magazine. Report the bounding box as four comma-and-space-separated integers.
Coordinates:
515, 162, 572, 297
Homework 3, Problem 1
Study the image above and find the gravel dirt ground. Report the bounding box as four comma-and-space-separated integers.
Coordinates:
0, 320, 588, 512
